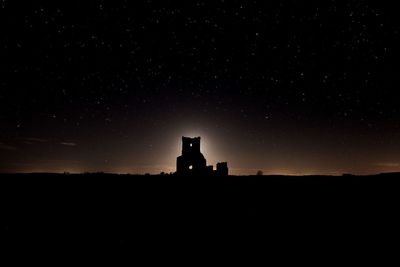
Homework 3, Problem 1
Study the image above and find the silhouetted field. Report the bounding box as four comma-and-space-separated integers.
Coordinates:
1, 173, 400, 259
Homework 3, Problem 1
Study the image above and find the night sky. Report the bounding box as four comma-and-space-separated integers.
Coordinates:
1, 1, 400, 175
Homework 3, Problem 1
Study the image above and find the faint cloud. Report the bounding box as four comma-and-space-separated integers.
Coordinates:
375, 163, 400, 167
0, 142, 17, 150
21, 137, 48, 144
24, 137, 47, 142
60, 142, 77, 147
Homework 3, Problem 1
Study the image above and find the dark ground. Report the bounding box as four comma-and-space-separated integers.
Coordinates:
1, 173, 399, 262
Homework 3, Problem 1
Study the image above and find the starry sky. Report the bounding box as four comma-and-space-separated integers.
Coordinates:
1, 1, 400, 175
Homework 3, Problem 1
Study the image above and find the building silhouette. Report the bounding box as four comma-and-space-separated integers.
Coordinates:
176, 136, 228, 176
216, 162, 229, 176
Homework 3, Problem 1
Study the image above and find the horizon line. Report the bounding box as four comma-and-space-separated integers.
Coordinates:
1, 171, 399, 177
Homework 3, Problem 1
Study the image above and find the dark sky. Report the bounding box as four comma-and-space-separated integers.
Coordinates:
1, 1, 400, 175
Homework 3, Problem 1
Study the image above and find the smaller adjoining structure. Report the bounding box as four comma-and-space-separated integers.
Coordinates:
176, 136, 228, 176
216, 162, 229, 176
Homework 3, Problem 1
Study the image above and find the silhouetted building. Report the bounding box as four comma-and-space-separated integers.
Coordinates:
176, 136, 228, 176
216, 162, 229, 176
177, 137, 207, 175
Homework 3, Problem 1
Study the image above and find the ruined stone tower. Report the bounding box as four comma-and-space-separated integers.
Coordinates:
176, 137, 207, 175
176, 136, 228, 176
